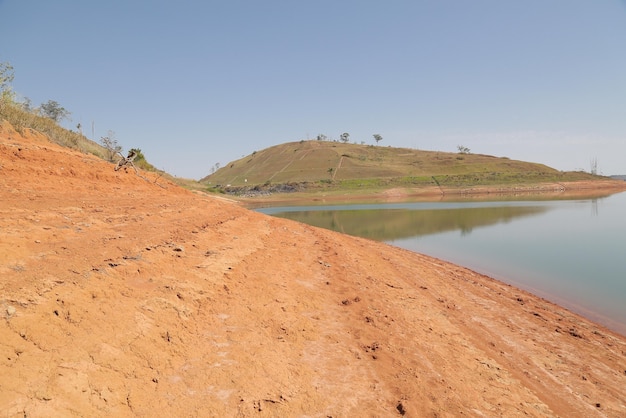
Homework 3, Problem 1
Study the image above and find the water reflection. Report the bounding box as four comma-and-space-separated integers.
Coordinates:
591, 198, 598, 216
266, 205, 549, 241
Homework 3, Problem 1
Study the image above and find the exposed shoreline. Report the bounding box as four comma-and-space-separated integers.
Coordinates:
2, 124, 626, 416
233, 179, 626, 208
432, 252, 626, 337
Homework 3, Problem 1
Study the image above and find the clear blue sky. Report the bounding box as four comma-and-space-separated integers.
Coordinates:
1, 1, 625, 179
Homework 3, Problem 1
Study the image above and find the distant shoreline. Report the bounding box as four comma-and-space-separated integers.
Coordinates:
235, 179, 626, 208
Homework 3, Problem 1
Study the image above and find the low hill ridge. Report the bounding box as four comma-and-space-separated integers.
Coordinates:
202, 140, 602, 189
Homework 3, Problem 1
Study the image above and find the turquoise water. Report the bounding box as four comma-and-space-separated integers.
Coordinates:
258, 191, 626, 335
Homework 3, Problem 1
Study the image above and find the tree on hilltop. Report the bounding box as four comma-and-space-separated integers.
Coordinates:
0, 61, 15, 103
340, 132, 350, 143
457, 145, 471, 154
40, 100, 71, 123
373, 134, 383, 145
0, 61, 14, 93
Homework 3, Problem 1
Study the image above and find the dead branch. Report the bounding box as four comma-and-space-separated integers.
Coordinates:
114, 150, 167, 189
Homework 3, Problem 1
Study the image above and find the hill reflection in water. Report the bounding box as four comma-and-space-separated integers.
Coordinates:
263, 204, 549, 241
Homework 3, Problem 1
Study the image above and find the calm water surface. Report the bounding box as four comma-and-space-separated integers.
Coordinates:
257, 191, 626, 335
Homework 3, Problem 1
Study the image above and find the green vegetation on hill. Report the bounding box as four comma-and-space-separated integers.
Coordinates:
0, 97, 109, 158
0, 98, 165, 176
201, 140, 605, 194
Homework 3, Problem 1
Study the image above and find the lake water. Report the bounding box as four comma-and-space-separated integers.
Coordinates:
256, 191, 626, 335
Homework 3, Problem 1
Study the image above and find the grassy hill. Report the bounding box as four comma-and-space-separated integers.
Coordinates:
0, 97, 109, 158
0, 97, 162, 175
201, 140, 604, 193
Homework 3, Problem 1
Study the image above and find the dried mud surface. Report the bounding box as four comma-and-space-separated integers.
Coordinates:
1, 122, 626, 417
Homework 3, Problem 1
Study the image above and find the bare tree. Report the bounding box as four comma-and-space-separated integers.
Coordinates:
100, 130, 122, 162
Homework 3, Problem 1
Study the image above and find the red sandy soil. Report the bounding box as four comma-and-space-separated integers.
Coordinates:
1, 121, 626, 417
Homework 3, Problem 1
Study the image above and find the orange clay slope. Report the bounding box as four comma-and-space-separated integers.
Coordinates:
1, 121, 625, 417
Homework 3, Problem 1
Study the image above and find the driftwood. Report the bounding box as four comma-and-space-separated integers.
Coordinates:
113, 150, 166, 189
114, 150, 138, 172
